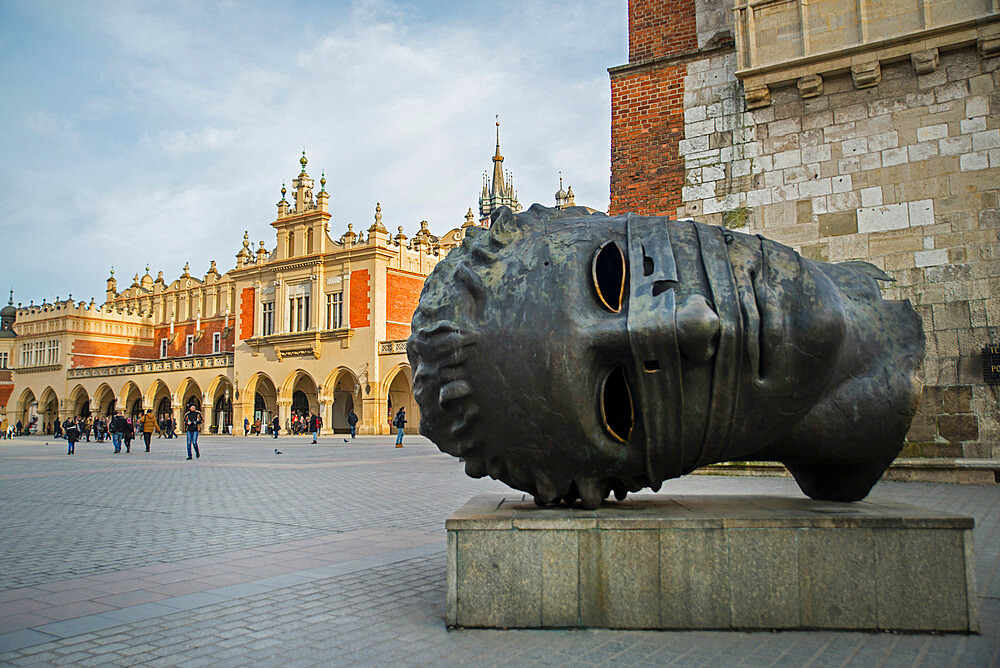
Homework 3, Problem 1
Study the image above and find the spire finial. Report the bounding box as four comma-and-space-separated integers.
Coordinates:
145, 263, 150, 274
320, 171, 326, 192
375, 202, 382, 226
280, 182, 287, 201
8, 289, 12, 306
559, 171, 563, 189
109, 266, 114, 277
300, 149, 307, 174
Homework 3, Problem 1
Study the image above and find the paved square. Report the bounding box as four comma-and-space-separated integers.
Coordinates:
0, 434, 998, 666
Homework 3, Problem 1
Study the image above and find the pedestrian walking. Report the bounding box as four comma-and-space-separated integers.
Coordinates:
310, 413, 322, 444
244, 417, 250, 436
393, 407, 406, 448
109, 410, 127, 453
123, 417, 134, 453
184, 404, 202, 460
271, 415, 279, 439
65, 418, 81, 454
141, 410, 157, 452
347, 408, 358, 440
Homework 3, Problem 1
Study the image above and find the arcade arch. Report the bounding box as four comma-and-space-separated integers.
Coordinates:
324, 367, 361, 433
120, 381, 144, 420
384, 364, 418, 434
16, 388, 37, 431
177, 377, 202, 413
92, 383, 117, 416
147, 380, 172, 424
245, 372, 278, 431
69, 384, 91, 418
207, 375, 233, 433
38, 387, 59, 433
281, 370, 319, 420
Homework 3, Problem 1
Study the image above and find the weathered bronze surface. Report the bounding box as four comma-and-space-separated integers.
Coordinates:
408, 205, 925, 508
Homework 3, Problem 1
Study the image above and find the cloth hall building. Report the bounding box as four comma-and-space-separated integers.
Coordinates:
5, 136, 576, 437
5, 153, 471, 436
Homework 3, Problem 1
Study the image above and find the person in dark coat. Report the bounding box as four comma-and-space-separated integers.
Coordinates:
65, 418, 81, 455
393, 407, 406, 448
347, 408, 358, 440
271, 415, 279, 439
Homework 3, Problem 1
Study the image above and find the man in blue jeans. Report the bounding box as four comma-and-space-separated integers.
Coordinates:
184, 404, 202, 460
347, 408, 358, 439
393, 406, 406, 448
109, 410, 127, 454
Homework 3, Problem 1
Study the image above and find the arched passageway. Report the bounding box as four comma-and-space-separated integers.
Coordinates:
385, 365, 418, 434
325, 368, 360, 433
177, 378, 202, 413
69, 385, 90, 418
208, 375, 233, 434
38, 387, 59, 434
246, 373, 278, 433
93, 384, 117, 416
121, 382, 143, 421
148, 380, 172, 425
16, 388, 37, 432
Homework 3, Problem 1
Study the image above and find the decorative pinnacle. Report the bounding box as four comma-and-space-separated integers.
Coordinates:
243, 230, 250, 249
375, 202, 382, 226
145, 264, 150, 274
280, 182, 287, 201
320, 171, 326, 192
8, 289, 12, 305
109, 266, 115, 277
300, 149, 307, 174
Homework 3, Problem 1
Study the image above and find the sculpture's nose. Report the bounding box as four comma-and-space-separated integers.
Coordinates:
675, 294, 719, 363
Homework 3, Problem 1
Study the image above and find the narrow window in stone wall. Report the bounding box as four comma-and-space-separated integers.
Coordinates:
160, 338, 168, 358
46, 339, 59, 365
261, 301, 275, 336
21, 344, 29, 368
185, 334, 194, 356
0, 351, 7, 369
289, 295, 311, 332
212, 331, 221, 353
326, 292, 343, 329
33, 341, 43, 366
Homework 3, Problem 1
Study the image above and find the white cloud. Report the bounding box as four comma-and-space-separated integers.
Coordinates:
0, 0, 627, 305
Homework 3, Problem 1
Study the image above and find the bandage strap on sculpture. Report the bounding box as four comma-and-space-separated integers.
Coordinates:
625, 214, 684, 484
692, 223, 742, 472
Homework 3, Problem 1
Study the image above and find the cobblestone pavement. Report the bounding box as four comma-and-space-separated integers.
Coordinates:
0, 434, 998, 666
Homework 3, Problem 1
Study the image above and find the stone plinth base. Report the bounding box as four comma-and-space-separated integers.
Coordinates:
446, 494, 978, 632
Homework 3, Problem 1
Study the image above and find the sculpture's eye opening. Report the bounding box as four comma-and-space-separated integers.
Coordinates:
592, 241, 628, 313
600, 366, 634, 443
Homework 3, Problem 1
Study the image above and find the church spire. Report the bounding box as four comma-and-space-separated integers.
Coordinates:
479, 115, 521, 223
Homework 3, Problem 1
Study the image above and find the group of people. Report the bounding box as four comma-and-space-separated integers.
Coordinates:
62, 408, 160, 455
3, 404, 407, 448
0, 416, 37, 438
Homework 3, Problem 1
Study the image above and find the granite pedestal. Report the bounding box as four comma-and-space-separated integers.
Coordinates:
446, 494, 977, 632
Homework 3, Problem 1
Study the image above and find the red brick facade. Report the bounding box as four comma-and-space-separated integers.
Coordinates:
151, 318, 233, 359
385, 271, 423, 341
240, 287, 255, 341
349, 269, 370, 328
609, 0, 698, 217
70, 339, 157, 369
627, 0, 697, 62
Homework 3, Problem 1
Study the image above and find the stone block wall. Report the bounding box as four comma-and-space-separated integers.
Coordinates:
609, 1, 1000, 459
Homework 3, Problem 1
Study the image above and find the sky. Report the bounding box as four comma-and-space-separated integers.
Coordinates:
0, 0, 628, 306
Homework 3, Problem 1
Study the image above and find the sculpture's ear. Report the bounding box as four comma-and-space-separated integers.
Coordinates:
838, 261, 895, 282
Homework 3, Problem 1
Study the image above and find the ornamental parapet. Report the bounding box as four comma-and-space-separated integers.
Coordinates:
378, 340, 407, 355
66, 353, 233, 379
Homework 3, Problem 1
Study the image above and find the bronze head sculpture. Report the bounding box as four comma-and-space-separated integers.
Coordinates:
408, 205, 924, 508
